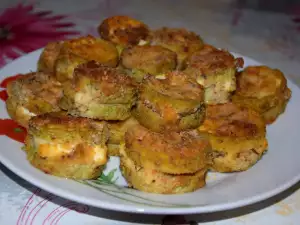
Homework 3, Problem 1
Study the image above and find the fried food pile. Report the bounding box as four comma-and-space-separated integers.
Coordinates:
26, 112, 109, 179
199, 103, 268, 172
232, 66, 291, 124
5, 15, 291, 194
122, 125, 210, 194
133, 71, 205, 132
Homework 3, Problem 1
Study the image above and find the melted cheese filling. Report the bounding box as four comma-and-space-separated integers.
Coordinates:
17, 106, 36, 117
155, 74, 166, 80
75, 91, 93, 104
34, 137, 74, 158
138, 39, 149, 46
92, 146, 107, 164
34, 137, 107, 164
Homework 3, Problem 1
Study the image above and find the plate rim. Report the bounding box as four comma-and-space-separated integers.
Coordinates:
0, 49, 299, 215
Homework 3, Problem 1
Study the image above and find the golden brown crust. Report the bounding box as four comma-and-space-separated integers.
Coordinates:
98, 16, 150, 46
235, 66, 287, 98
27, 113, 109, 148
6, 72, 63, 127
29, 112, 103, 129
55, 36, 119, 82
38, 41, 62, 73
200, 102, 266, 137
183, 45, 242, 105
261, 87, 291, 124
186, 45, 243, 76
120, 145, 207, 194
6, 98, 30, 128
7, 72, 62, 106
120, 45, 177, 75
62, 36, 119, 67
59, 61, 137, 120
153, 27, 202, 49
125, 124, 211, 174
26, 113, 108, 179
74, 61, 136, 89
107, 117, 140, 144
144, 71, 204, 101
232, 66, 291, 124
205, 135, 268, 172
107, 143, 121, 156
199, 102, 268, 172
29, 156, 104, 179
152, 27, 204, 68
133, 71, 204, 132
133, 99, 204, 133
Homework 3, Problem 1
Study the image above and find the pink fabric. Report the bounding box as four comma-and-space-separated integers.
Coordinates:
0, 3, 79, 67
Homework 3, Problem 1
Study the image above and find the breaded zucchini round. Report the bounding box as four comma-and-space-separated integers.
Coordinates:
59, 61, 137, 120
98, 15, 150, 47
125, 124, 211, 174
108, 117, 139, 144
198, 103, 268, 172
38, 41, 62, 73
107, 117, 140, 156
232, 66, 291, 124
121, 45, 177, 82
133, 71, 205, 132
185, 45, 244, 105
107, 143, 121, 157
120, 144, 207, 194
25, 113, 109, 179
6, 72, 63, 128
55, 36, 119, 82
152, 27, 204, 69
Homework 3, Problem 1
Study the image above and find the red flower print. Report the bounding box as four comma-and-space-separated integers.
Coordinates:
0, 73, 23, 101
292, 6, 300, 31
0, 3, 80, 67
0, 119, 27, 143
0, 90, 8, 101
231, 0, 246, 26
0, 74, 27, 143
0, 73, 23, 88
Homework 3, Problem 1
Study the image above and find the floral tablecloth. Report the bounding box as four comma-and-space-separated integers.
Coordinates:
1, 0, 300, 224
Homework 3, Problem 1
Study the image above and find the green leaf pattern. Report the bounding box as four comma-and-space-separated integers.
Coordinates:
98, 168, 118, 184
14, 127, 23, 133
80, 168, 207, 208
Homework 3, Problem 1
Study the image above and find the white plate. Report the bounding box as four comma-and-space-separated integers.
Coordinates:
0, 49, 300, 215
